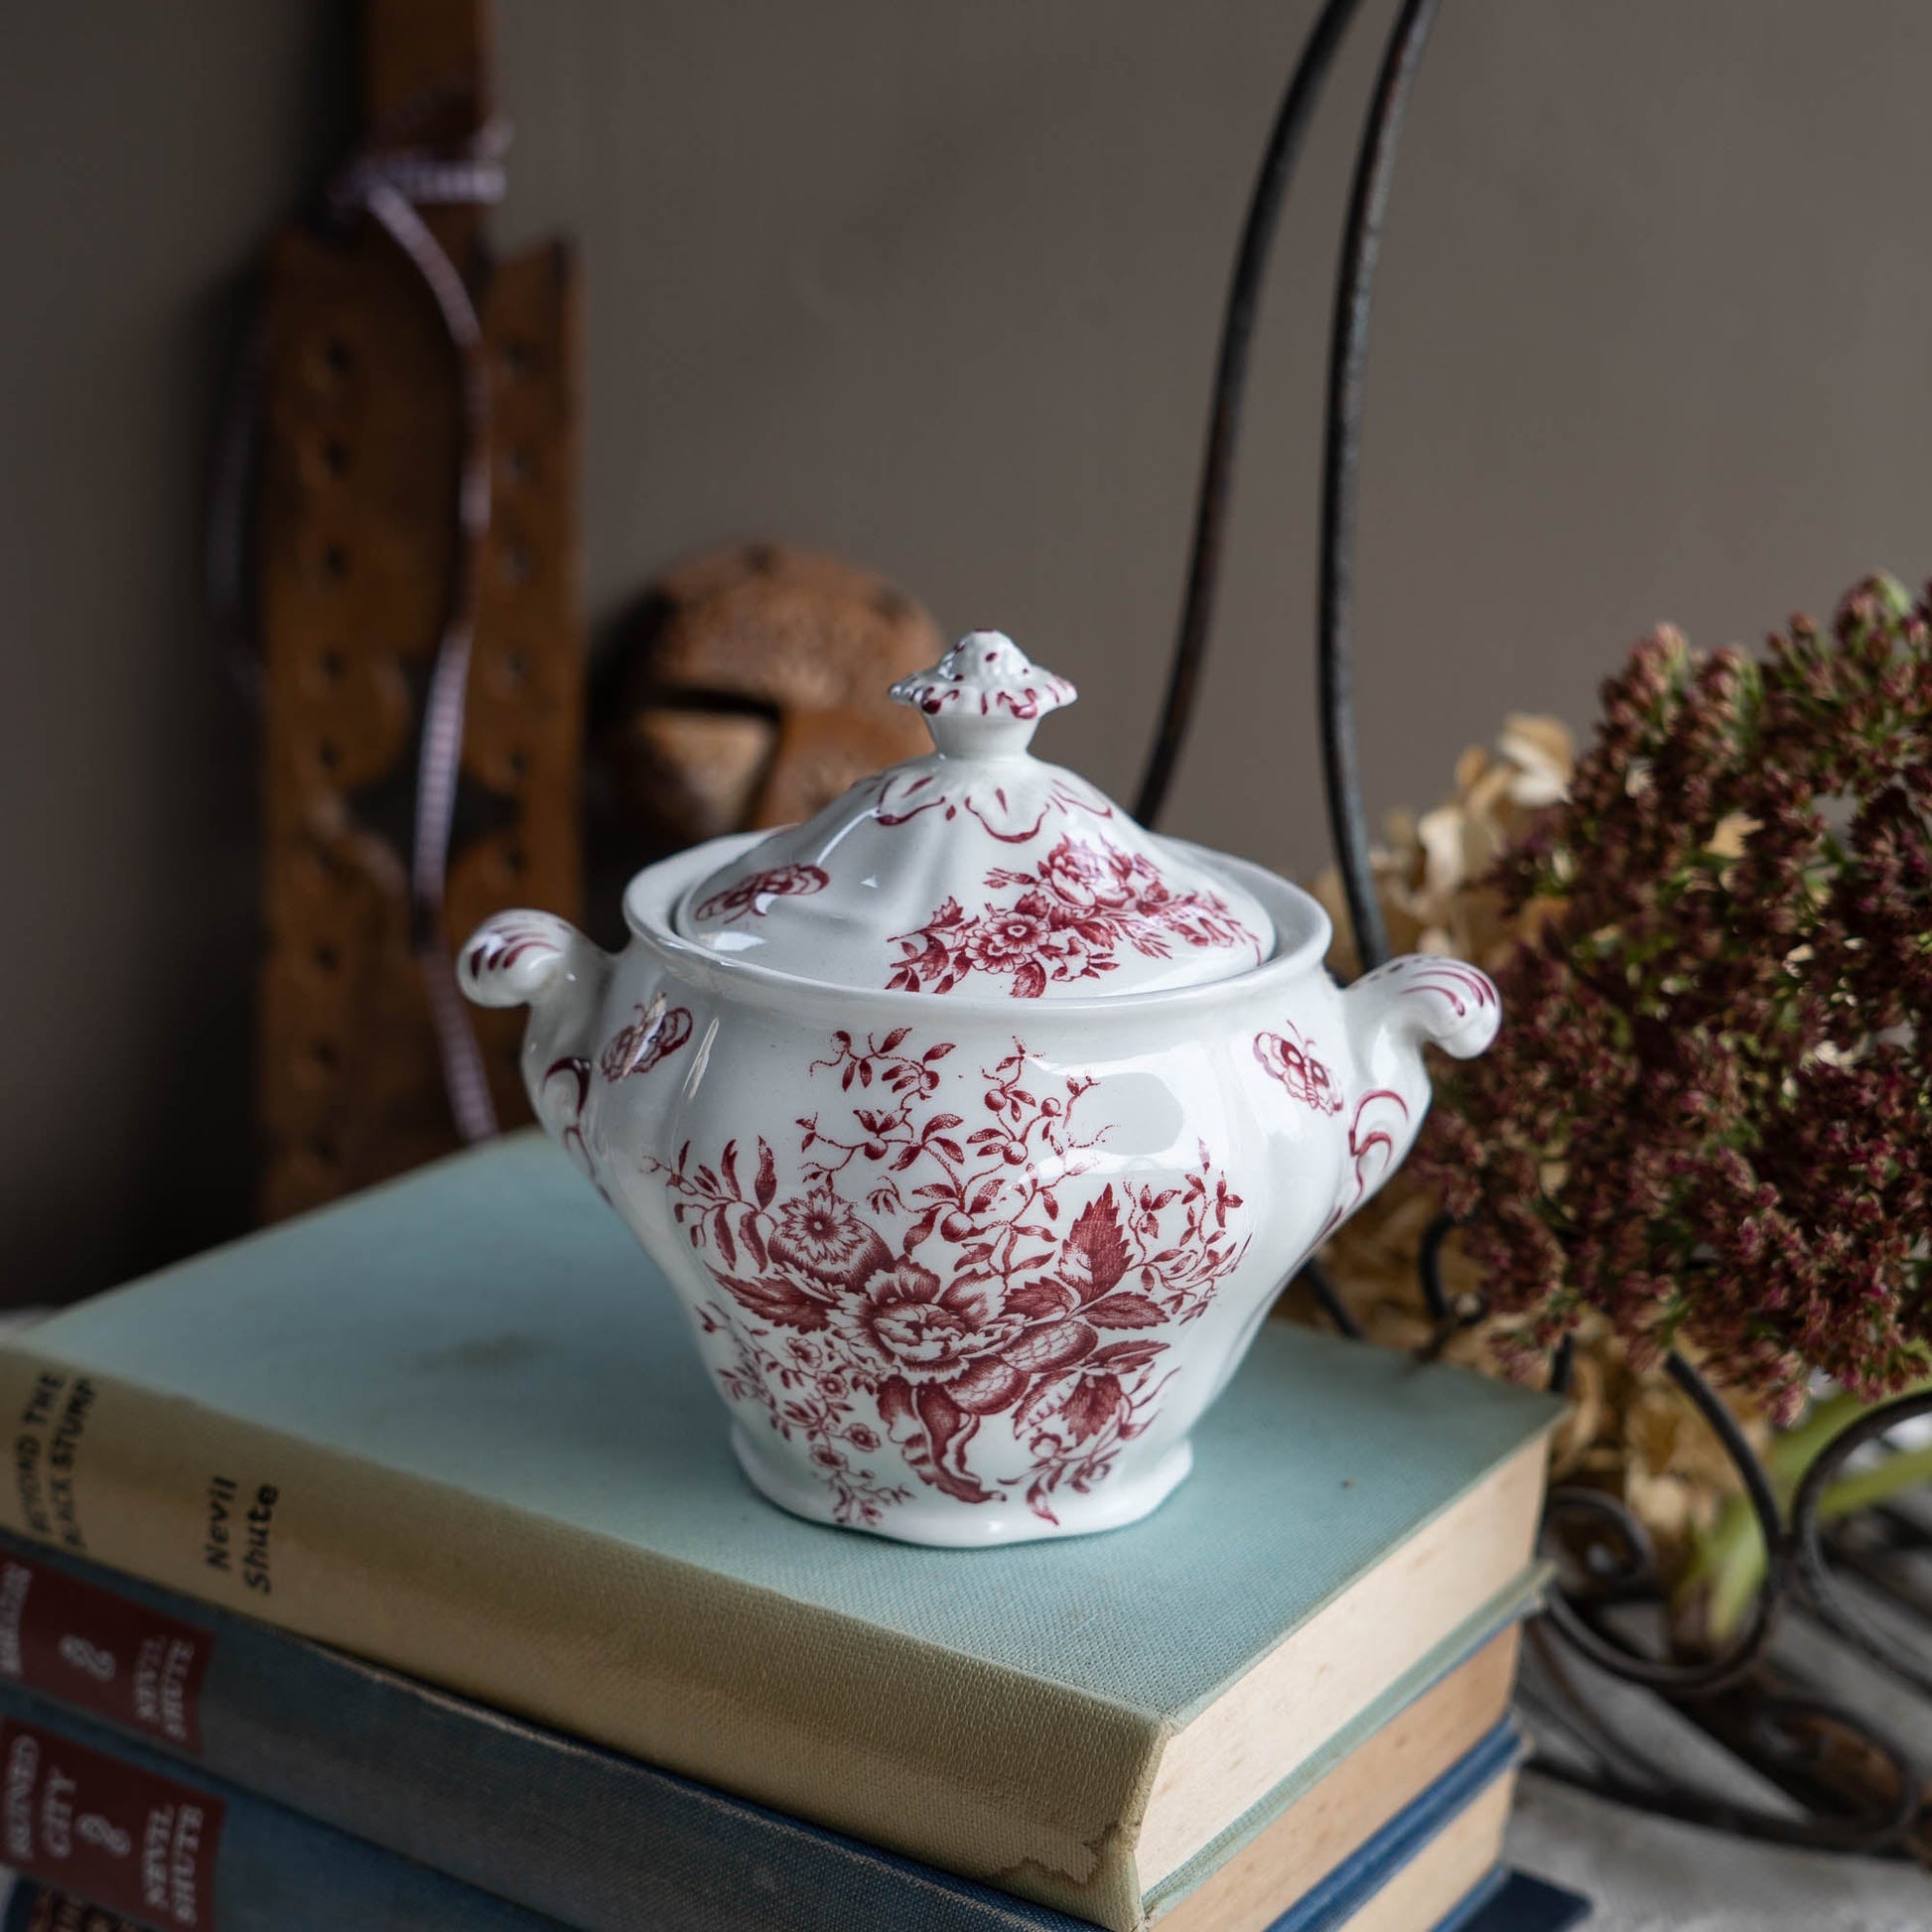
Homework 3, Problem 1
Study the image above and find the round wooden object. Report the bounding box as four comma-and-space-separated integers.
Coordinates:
598, 543, 942, 852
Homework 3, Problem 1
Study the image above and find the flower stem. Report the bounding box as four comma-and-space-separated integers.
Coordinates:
1684, 1379, 1932, 1640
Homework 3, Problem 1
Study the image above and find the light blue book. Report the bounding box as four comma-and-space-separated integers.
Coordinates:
0, 1135, 1559, 1932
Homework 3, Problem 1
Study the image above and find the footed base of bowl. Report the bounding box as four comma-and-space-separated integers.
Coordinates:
729, 1424, 1194, 1547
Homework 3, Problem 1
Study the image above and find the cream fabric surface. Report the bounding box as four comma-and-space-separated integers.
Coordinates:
1506, 1776, 1932, 1932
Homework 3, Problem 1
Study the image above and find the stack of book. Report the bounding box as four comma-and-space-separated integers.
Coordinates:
0, 1136, 1587, 1932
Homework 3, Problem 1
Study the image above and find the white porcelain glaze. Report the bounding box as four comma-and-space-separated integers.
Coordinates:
677, 633, 1273, 1000
462, 635, 1499, 1546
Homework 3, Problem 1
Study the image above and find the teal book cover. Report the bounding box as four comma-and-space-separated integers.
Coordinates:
0, 1134, 1558, 1932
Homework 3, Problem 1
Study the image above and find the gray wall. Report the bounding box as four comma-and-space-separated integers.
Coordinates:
5, 2, 1930, 1298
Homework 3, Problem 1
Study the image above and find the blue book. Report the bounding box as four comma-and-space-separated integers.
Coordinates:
0, 1531, 1531, 1932
0, 1135, 1559, 1930
0, 1670, 1541, 1932
1265, 1720, 1522, 1932
0, 1868, 1590, 1932
0, 1676, 560, 1931
1461, 1874, 1592, 1932
0, 1862, 1590, 1932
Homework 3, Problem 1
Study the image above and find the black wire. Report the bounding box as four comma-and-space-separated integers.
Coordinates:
1297, 1256, 1366, 1339
1133, 0, 1367, 829
1317, 0, 1441, 972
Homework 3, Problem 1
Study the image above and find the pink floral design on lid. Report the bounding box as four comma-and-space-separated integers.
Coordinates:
693, 863, 830, 925
675, 629, 1276, 997
890, 834, 1260, 999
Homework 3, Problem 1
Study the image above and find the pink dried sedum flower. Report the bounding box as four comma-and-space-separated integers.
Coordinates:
1417, 575, 1932, 1420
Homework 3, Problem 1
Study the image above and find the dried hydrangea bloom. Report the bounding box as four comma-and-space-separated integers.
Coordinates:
1303, 721, 1769, 1576
1313, 713, 1576, 979
1416, 575, 1932, 1420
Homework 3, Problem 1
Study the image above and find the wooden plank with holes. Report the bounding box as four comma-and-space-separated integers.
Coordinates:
255, 0, 580, 1222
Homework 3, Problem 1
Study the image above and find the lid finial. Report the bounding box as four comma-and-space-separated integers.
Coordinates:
678, 622, 1275, 994
890, 631, 1075, 759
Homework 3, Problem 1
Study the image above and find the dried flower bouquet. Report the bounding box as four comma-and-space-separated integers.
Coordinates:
1421, 574, 1930, 1418
1305, 573, 1932, 1601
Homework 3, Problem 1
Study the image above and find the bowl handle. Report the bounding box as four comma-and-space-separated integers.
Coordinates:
460, 911, 620, 1169
459, 909, 606, 1012
1342, 955, 1500, 1066
1318, 955, 1500, 1231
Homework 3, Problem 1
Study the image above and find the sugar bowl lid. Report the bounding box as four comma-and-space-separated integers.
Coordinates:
673, 631, 1274, 999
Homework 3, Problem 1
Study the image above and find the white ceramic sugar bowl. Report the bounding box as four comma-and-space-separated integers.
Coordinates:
462, 633, 1498, 1546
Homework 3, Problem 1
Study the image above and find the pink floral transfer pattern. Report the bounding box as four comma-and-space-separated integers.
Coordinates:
1316, 1087, 1413, 1247
887, 835, 1259, 999
692, 863, 830, 925
538, 1055, 600, 1189
600, 992, 694, 1083
1253, 1022, 1343, 1115
463, 914, 566, 983
649, 1028, 1250, 1526
862, 764, 1116, 845
888, 632, 1077, 722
